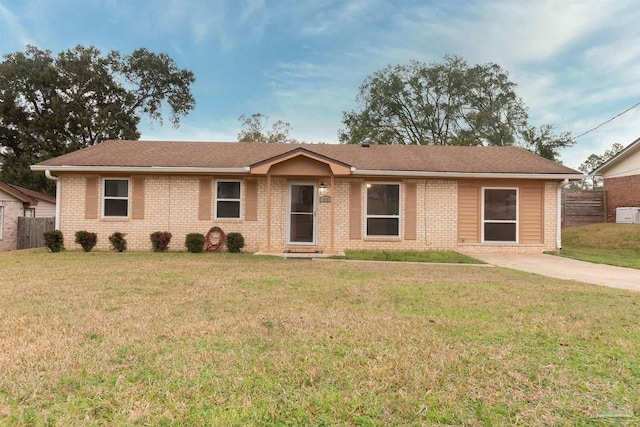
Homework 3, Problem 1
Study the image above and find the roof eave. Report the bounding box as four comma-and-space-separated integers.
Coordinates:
30, 165, 251, 174
351, 169, 584, 180
0, 182, 38, 204
592, 136, 640, 176
29, 165, 584, 180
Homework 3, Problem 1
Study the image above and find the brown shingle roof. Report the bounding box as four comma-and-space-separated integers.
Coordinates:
34, 140, 581, 175
0, 181, 55, 204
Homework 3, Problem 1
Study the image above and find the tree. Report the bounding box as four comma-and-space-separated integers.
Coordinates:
577, 142, 624, 189
338, 56, 574, 160
0, 45, 195, 192
237, 113, 297, 143
519, 124, 574, 162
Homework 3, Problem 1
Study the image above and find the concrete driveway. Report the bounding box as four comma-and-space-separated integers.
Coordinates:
468, 253, 640, 292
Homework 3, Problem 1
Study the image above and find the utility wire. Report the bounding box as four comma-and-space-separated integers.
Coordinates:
574, 100, 640, 140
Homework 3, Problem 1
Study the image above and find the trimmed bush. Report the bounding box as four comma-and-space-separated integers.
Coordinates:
150, 231, 172, 252
226, 232, 245, 253
43, 230, 64, 253
185, 233, 206, 253
75, 231, 97, 252
109, 232, 127, 252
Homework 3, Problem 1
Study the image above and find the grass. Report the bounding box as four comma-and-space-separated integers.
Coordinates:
336, 250, 483, 264
1, 249, 639, 425
549, 224, 640, 269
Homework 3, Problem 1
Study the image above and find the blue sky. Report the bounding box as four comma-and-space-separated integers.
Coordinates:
1, 0, 639, 169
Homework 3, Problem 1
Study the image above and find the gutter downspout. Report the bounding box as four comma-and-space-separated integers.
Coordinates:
45, 170, 61, 230
556, 179, 568, 250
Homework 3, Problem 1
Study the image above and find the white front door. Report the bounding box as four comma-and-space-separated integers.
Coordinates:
287, 183, 317, 245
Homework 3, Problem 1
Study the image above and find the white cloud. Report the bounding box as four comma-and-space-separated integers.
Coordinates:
0, 3, 33, 49
140, 117, 239, 142
470, 1, 620, 65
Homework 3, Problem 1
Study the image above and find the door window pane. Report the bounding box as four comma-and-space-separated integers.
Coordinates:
290, 185, 314, 213
290, 214, 314, 242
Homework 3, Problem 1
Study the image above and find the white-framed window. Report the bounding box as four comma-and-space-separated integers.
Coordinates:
103, 178, 130, 218
24, 208, 35, 218
0, 206, 4, 239
365, 182, 401, 237
215, 180, 241, 219
482, 187, 518, 242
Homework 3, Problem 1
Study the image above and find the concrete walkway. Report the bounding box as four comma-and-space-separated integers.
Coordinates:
468, 253, 640, 292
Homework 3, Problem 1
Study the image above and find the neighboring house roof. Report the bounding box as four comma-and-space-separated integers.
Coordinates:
0, 181, 55, 205
31, 140, 582, 179
592, 136, 640, 176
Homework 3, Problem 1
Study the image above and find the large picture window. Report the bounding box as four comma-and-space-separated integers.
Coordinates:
216, 181, 241, 219
103, 179, 129, 217
366, 183, 400, 236
483, 188, 517, 242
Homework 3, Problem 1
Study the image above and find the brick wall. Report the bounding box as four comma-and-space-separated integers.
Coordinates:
60, 174, 270, 252
58, 174, 560, 253
0, 198, 24, 251
604, 175, 640, 222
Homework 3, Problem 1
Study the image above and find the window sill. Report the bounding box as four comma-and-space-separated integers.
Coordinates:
364, 236, 402, 242
100, 217, 130, 222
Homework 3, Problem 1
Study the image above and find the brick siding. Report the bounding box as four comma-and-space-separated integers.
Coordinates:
58, 174, 560, 253
0, 198, 24, 251
604, 175, 640, 222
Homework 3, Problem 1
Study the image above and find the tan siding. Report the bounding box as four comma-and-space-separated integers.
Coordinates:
85, 177, 98, 219
131, 176, 145, 219
519, 187, 544, 243
267, 155, 332, 176
404, 182, 417, 240
245, 179, 258, 221
34, 200, 56, 218
349, 182, 361, 240
198, 179, 212, 221
458, 186, 479, 243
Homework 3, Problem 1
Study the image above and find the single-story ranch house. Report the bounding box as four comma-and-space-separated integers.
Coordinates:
31, 140, 583, 254
593, 136, 640, 222
0, 181, 56, 251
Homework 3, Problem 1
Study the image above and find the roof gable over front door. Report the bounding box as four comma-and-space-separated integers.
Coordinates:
250, 148, 351, 176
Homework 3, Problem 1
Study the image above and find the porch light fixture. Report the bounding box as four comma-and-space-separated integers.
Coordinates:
319, 181, 328, 197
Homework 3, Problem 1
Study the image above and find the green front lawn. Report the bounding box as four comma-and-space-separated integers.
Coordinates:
550, 224, 640, 269
0, 250, 638, 425
337, 250, 483, 263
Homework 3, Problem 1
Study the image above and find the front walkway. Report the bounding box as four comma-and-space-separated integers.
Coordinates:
468, 253, 640, 292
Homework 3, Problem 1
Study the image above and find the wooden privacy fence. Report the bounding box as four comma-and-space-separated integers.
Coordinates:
561, 190, 606, 228
17, 217, 55, 249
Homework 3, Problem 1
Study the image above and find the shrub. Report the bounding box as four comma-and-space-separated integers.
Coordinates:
226, 232, 245, 253
150, 231, 172, 252
185, 233, 206, 253
109, 232, 127, 252
43, 230, 64, 253
74, 231, 97, 252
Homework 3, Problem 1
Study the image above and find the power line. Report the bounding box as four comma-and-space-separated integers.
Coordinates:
574, 100, 640, 140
